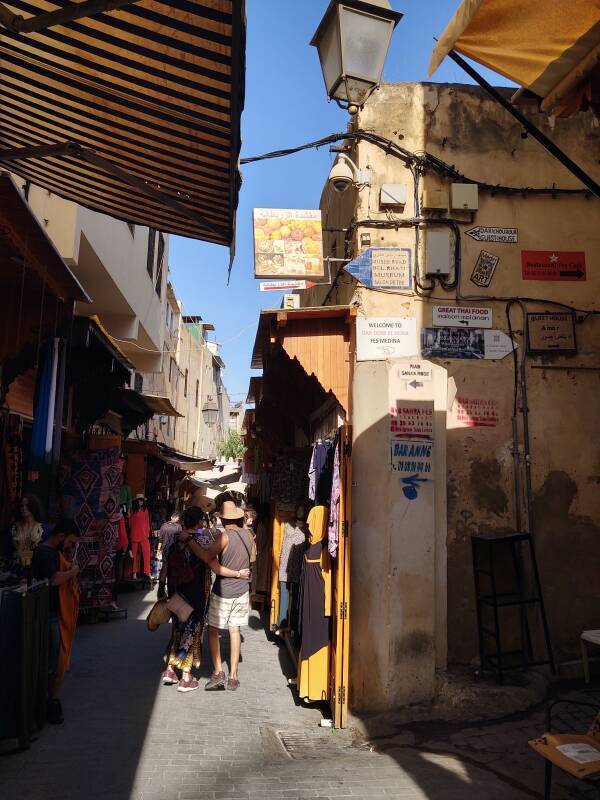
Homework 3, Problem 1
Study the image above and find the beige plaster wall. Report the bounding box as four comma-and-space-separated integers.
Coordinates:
308, 83, 600, 710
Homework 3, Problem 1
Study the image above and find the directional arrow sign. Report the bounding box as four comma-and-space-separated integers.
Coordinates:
408, 380, 424, 388
466, 226, 518, 243
522, 251, 586, 281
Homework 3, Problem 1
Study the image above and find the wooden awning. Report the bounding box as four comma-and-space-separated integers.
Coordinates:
429, 0, 600, 117
0, 0, 246, 246
251, 305, 355, 414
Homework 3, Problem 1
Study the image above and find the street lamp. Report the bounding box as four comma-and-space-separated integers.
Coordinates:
202, 396, 219, 426
310, 0, 402, 114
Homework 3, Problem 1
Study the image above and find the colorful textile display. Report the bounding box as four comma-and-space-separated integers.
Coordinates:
271, 454, 310, 504
59, 447, 124, 609
328, 440, 341, 558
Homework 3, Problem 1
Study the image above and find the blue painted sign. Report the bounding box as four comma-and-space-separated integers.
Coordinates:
391, 439, 433, 501
344, 247, 412, 290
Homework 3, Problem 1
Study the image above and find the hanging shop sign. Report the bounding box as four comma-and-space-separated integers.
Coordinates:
432, 305, 492, 329
466, 226, 518, 243
259, 280, 315, 292
356, 317, 418, 361
521, 251, 586, 281
253, 209, 324, 279
421, 328, 516, 360
470, 250, 499, 287
344, 247, 412, 290
526, 313, 577, 354
390, 439, 434, 500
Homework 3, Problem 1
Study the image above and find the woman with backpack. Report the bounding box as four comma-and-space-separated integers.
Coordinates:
158, 506, 249, 693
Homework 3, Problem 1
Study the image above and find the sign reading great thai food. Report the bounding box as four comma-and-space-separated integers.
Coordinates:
344, 247, 412, 289
432, 305, 492, 329
521, 251, 586, 281
253, 209, 324, 279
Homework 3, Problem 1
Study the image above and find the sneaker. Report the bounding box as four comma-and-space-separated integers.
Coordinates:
226, 677, 240, 691
47, 699, 64, 725
177, 677, 199, 693
162, 667, 178, 685
205, 670, 226, 691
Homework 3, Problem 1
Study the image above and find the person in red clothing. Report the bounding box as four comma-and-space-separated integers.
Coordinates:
130, 494, 151, 579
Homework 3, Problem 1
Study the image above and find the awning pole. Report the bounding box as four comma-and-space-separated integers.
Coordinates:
447, 49, 600, 199
0, 0, 138, 34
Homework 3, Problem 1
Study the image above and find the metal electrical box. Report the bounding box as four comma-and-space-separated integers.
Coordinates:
425, 229, 451, 275
379, 183, 407, 208
451, 183, 479, 211
421, 188, 448, 211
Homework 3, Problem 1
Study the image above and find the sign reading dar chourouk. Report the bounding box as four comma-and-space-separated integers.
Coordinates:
253, 209, 324, 280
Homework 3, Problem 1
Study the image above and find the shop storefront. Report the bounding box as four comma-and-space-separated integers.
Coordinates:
246, 306, 355, 727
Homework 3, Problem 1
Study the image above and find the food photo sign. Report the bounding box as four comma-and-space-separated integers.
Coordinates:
253, 208, 325, 279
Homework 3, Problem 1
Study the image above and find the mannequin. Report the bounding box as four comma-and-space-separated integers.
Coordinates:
277, 504, 308, 634
297, 505, 332, 702
0, 494, 46, 580
130, 494, 151, 579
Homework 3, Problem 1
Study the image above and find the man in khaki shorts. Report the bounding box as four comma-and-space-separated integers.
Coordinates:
205, 500, 253, 691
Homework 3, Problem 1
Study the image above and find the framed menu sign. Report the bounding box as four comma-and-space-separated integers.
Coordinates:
253, 209, 324, 279
526, 312, 576, 354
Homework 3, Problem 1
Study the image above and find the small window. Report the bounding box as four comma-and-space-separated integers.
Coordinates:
134, 372, 143, 393
195, 379, 199, 408
169, 357, 175, 384
146, 228, 156, 278
184, 369, 188, 398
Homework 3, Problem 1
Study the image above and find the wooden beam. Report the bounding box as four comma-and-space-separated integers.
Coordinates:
276, 311, 288, 329
0, 0, 139, 34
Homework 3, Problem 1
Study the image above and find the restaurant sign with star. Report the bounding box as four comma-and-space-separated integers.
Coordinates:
521, 250, 586, 281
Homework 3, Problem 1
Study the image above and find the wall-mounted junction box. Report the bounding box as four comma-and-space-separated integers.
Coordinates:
425, 229, 452, 276
451, 183, 479, 211
379, 183, 407, 209
421, 188, 448, 211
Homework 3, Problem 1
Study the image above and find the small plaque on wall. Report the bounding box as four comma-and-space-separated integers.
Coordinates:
526, 313, 576, 354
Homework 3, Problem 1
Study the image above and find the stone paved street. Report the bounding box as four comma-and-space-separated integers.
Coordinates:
0, 589, 594, 800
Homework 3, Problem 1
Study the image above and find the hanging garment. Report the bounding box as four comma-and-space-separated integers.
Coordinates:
129, 509, 150, 543
278, 580, 290, 627
271, 454, 310, 504
297, 506, 332, 702
55, 552, 80, 685
251, 519, 272, 595
328, 441, 341, 558
59, 447, 124, 609
279, 522, 307, 583
309, 441, 334, 504
132, 538, 151, 576
119, 483, 132, 514
117, 515, 129, 550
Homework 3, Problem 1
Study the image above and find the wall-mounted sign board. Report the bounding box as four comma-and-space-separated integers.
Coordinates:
356, 317, 418, 361
466, 226, 518, 243
470, 250, 499, 287
421, 328, 516, 360
521, 251, 586, 281
344, 247, 412, 290
259, 280, 314, 292
526, 313, 577, 354
253, 209, 324, 279
432, 305, 492, 329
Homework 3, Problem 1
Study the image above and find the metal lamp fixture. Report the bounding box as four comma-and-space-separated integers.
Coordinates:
201, 396, 219, 426
310, 0, 402, 113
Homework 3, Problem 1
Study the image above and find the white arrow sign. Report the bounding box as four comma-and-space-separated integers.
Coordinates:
466, 226, 518, 243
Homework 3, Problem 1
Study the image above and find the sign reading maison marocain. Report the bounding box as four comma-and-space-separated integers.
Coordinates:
521, 251, 586, 281
432, 305, 492, 329
253, 209, 324, 280
344, 247, 412, 289
466, 226, 518, 243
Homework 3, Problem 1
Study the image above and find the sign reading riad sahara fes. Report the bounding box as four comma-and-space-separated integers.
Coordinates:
344, 247, 412, 290
253, 209, 324, 280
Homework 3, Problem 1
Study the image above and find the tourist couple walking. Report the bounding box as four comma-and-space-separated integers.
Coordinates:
154, 498, 254, 693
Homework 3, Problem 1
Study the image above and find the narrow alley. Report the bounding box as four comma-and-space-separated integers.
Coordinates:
0, 590, 543, 800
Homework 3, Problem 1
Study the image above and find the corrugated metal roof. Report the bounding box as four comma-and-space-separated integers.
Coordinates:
0, 0, 245, 247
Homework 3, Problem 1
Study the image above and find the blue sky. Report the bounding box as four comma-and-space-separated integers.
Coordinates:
169, 0, 506, 404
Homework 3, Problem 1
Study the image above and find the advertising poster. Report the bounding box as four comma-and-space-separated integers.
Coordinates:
253, 208, 324, 279
470, 250, 499, 287
356, 317, 418, 361
421, 328, 516, 360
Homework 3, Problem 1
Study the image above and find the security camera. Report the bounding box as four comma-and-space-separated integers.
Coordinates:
327, 154, 372, 193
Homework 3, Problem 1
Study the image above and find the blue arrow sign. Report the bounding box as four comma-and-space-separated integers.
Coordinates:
344, 247, 412, 290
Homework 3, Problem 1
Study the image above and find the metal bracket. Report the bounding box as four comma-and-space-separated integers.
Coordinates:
0, 139, 224, 237
0, 0, 138, 35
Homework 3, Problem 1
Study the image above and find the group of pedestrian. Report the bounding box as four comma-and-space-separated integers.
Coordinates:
151, 493, 255, 693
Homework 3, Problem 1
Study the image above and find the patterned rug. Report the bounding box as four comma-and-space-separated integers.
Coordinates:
59, 447, 124, 609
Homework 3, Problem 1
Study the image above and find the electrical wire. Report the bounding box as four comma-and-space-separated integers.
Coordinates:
241, 130, 594, 197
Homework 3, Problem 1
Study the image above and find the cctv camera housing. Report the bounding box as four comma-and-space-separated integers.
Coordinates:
328, 158, 355, 193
